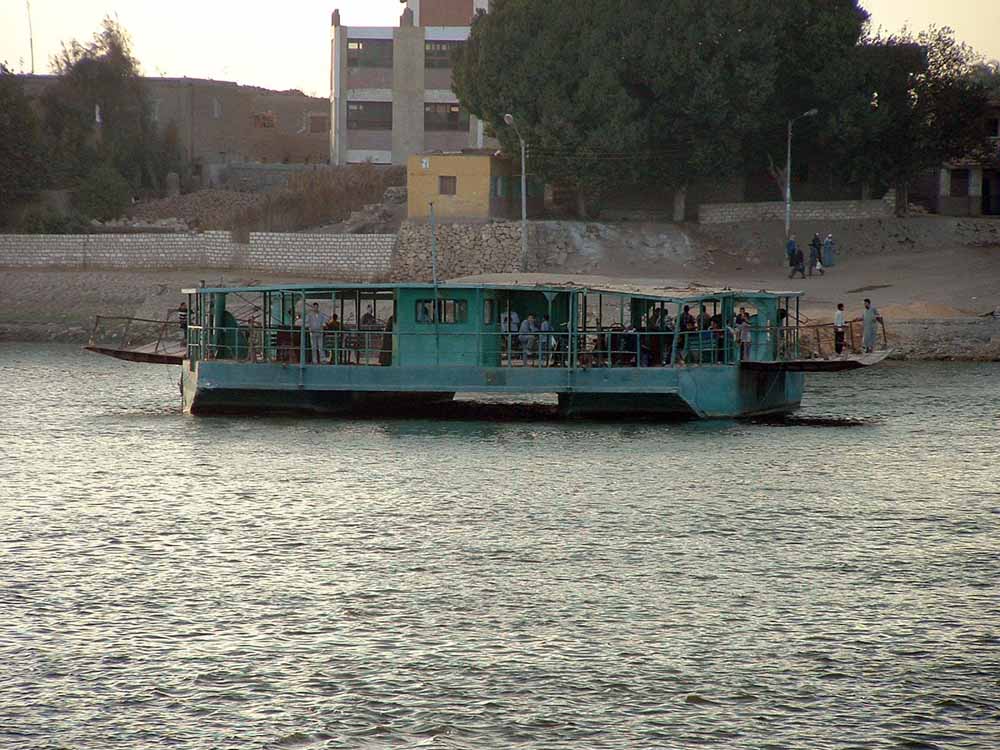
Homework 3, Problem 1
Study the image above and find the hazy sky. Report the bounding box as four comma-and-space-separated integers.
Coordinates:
1, 0, 997, 96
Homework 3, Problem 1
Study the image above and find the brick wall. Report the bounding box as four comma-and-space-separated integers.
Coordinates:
0, 231, 397, 280
699, 193, 896, 224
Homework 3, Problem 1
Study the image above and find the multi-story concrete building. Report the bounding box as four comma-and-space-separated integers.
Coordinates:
329, 0, 490, 166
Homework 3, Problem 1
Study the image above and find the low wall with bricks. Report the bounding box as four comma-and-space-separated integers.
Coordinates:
0, 231, 397, 280
698, 193, 896, 224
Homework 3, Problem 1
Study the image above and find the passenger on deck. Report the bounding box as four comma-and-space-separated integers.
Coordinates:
518, 314, 538, 365
176, 302, 188, 339
678, 305, 696, 363
861, 298, 882, 353
834, 303, 846, 356
360, 305, 377, 364
696, 305, 710, 330
304, 303, 329, 364
710, 314, 725, 362
738, 314, 752, 361
380, 315, 394, 366
539, 315, 553, 366
324, 313, 343, 364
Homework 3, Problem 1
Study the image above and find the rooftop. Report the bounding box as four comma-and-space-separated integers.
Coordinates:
186, 273, 803, 301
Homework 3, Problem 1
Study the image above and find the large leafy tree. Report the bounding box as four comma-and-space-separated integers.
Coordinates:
822, 27, 992, 212
453, 0, 869, 214
0, 64, 47, 207
41, 17, 172, 192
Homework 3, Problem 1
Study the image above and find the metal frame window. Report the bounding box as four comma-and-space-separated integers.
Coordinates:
424, 103, 469, 132
347, 102, 393, 130
424, 41, 463, 69
439, 176, 457, 195
347, 39, 393, 68
416, 299, 468, 324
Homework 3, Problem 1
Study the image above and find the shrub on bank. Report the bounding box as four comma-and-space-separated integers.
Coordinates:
78, 165, 132, 222
17, 206, 88, 234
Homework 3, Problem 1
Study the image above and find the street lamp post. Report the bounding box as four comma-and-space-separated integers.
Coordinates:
504, 113, 528, 267
785, 108, 819, 240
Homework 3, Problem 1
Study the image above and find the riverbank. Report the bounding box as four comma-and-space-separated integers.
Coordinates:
1, 215, 998, 360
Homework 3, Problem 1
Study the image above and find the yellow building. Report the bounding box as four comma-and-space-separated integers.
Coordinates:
407, 151, 516, 221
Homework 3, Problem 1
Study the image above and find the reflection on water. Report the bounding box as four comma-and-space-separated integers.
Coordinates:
1, 345, 999, 749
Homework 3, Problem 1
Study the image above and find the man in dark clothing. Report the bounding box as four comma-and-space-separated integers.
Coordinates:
786, 235, 798, 269
808, 233, 824, 276
176, 301, 188, 339
789, 246, 806, 279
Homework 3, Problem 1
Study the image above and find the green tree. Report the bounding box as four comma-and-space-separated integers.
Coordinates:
453, 0, 869, 215
41, 17, 173, 191
822, 27, 992, 213
0, 64, 47, 208
77, 164, 132, 221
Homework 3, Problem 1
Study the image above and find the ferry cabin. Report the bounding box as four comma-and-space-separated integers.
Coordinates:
179, 281, 806, 418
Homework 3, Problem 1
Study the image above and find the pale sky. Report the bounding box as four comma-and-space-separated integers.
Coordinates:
1, 1, 998, 97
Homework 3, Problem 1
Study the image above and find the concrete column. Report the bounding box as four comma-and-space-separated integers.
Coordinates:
392, 25, 426, 164
938, 168, 951, 197
970, 166, 983, 216
672, 185, 687, 223
330, 26, 347, 165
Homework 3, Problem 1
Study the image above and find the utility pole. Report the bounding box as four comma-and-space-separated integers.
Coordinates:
504, 113, 528, 268
785, 108, 819, 240
26, 0, 35, 74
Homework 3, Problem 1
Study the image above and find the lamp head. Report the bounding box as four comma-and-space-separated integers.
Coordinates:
503, 113, 514, 126
805, 108, 819, 117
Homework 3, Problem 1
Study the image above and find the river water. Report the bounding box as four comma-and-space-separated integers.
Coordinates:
1, 344, 998, 749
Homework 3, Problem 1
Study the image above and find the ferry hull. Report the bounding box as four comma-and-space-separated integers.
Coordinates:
182, 361, 803, 419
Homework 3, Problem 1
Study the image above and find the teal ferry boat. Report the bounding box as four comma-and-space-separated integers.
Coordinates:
87, 276, 888, 418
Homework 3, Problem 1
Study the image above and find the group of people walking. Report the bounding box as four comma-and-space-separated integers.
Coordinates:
787, 232, 837, 279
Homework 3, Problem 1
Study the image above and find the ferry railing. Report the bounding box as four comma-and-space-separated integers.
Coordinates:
188, 324, 887, 368
90, 315, 184, 355
794, 319, 889, 359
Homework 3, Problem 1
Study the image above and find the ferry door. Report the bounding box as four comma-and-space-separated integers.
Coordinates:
480, 291, 502, 367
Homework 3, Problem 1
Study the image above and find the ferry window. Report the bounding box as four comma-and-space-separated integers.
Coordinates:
440, 299, 467, 323
415, 299, 468, 324
484, 299, 496, 325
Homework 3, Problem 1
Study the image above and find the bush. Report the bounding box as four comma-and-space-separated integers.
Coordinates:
78, 164, 132, 221
17, 206, 87, 234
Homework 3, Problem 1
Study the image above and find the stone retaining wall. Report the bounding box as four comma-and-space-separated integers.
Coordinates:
699, 193, 896, 224
888, 317, 1000, 361
392, 220, 526, 281
0, 231, 396, 280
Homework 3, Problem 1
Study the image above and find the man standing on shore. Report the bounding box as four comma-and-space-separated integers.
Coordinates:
809, 233, 824, 276
834, 302, 846, 356
304, 302, 329, 364
862, 298, 882, 353
786, 235, 798, 272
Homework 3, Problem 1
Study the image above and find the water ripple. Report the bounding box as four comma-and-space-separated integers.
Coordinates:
1, 346, 998, 748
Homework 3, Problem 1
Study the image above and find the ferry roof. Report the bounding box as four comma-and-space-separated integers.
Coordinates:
184, 273, 803, 301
